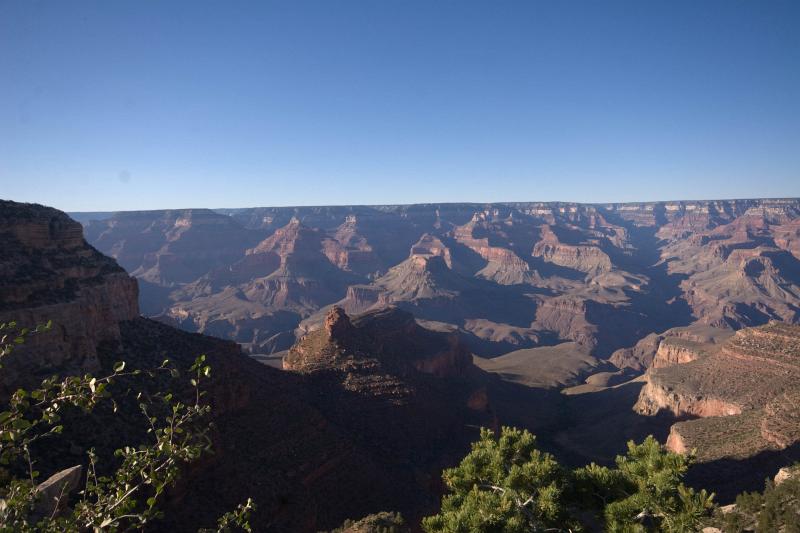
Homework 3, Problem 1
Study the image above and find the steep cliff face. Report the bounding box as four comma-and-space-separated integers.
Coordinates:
635, 323, 800, 464
451, 212, 536, 285
0, 201, 139, 391
609, 326, 732, 371
650, 337, 708, 368
78, 198, 800, 359
1, 200, 499, 532
635, 380, 742, 418
83, 209, 262, 286
531, 225, 613, 275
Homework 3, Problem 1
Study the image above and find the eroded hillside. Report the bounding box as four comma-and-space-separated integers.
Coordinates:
77, 200, 800, 370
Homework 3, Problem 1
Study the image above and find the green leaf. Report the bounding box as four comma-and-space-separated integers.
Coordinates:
11, 418, 30, 430
113, 361, 126, 372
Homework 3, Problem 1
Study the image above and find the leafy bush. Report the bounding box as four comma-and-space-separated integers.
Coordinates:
0, 320, 253, 532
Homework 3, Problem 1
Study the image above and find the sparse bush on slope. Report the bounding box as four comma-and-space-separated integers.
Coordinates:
0, 320, 253, 532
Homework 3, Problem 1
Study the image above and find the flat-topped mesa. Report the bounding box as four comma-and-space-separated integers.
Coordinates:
0, 200, 139, 393
635, 322, 800, 461
531, 226, 612, 274
650, 337, 708, 368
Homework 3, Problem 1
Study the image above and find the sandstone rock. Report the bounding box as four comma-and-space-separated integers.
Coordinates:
531, 225, 613, 275
0, 201, 139, 395
651, 337, 708, 368
285, 306, 473, 381
79, 199, 800, 362
774, 466, 796, 485
33, 465, 82, 519
637, 322, 800, 463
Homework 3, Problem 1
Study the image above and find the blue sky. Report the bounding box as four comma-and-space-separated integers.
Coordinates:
1, 1, 798, 211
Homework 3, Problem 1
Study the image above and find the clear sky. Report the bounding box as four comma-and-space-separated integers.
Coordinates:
1, 1, 798, 212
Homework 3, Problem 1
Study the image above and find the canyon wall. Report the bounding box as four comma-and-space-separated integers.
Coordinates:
636, 323, 800, 462
0, 200, 139, 392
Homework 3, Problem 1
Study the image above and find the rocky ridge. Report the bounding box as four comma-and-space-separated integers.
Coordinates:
635, 322, 800, 462
0, 200, 139, 393
76, 199, 800, 369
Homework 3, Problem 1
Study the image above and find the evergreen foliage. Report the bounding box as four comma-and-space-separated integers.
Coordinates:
329, 511, 408, 532
422, 428, 714, 532
716, 466, 800, 532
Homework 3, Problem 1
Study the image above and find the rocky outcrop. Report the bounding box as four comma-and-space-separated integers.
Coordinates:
609, 326, 733, 371
532, 226, 613, 275
609, 333, 664, 371
636, 322, 800, 464
532, 296, 597, 349
285, 306, 473, 380
2, 200, 500, 532
83, 209, 262, 286
635, 380, 742, 418
651, 337, 707, 368
33, 465, 83, 519
409, 233, 453, 268
0, 200, 139, 393
77, 198, 800, 362
321, 215, 382, 275
452, 212, 536, 285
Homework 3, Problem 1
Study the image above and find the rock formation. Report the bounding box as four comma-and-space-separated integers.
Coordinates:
285, 306, 474, 380
0, 201, 512, 531
0, 200, 139, 393
636, 322, 800, 462
77, 199, 800, 362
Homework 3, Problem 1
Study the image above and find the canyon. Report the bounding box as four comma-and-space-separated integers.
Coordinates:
1, 200, 563, 530
73, 199, 800, 486
3, 198, 800, 529
76, 199, 800, 366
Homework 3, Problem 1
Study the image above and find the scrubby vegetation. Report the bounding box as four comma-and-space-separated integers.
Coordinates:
0, 320, 253, 531
328, 511, 408, 533
421, 427, 714, 532
716, 467, 800, 532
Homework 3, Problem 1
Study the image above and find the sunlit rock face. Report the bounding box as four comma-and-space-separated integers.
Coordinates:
635, 322, 800, 463
77, 199, 800, 359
